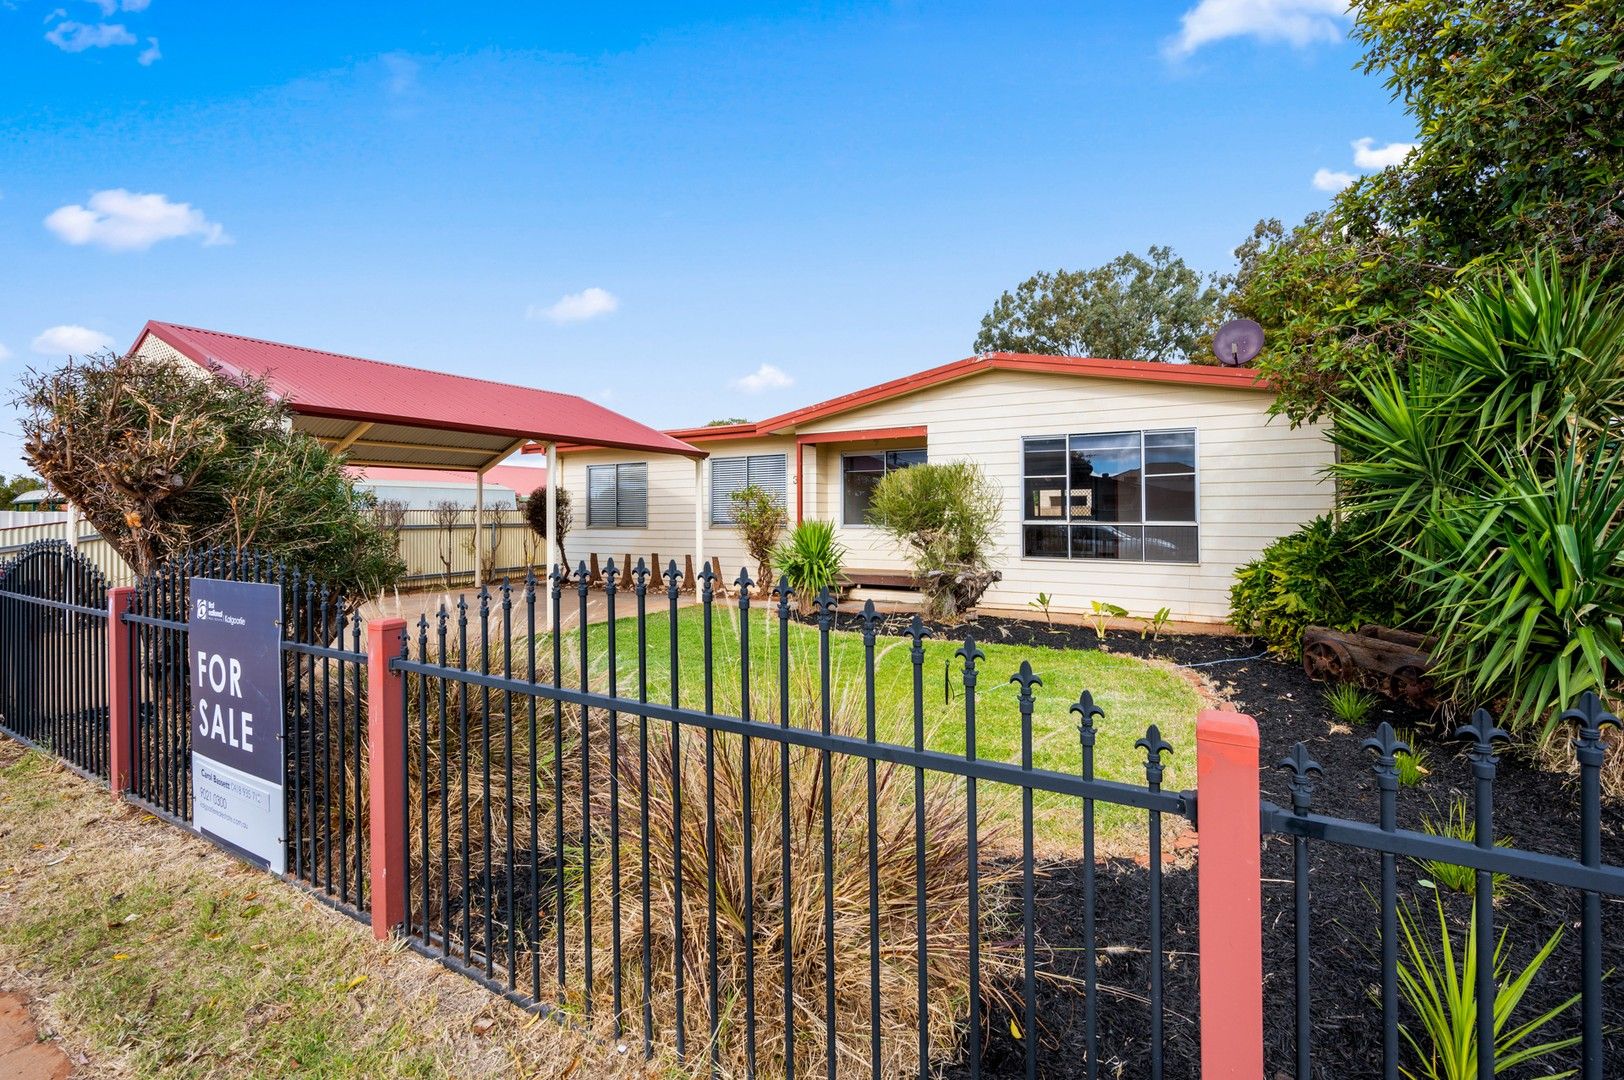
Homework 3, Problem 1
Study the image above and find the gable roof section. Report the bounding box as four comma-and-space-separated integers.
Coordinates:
664, 352, 1272, 442
133, 321, 703, 462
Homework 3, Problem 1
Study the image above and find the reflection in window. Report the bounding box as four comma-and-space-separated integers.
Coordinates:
842, 448, 926, 525
1021, 430, 1197, 562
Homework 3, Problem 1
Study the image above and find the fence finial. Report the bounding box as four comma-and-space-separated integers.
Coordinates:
1071, 690, 1105, 743
774, 575, 792, 617
1361, 721, 1410, 776
1454, 707, 1508, 764
858, 599, 880, 643
697, 560, 715, 602
733, 565, 753, 599
1138, 724, 1174, 787
1276, 742, 1323, 813
1561, 690, 1621, 745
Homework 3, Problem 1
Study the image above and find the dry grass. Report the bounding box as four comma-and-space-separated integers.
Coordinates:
0, 739, 681, 1079
610, 668, 1023, 1077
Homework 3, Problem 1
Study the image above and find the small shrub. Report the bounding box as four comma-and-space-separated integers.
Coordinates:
1229, 514, 1412, 658
774, 520, 845, 614
523, 487, 574, 572
867, 461, 1003, 622
1394, 733, 1430, 787
1414, 798, 1511, 895
1324, 683, 1378, 726
1395, 891, 1578, 1080
731, 483, 786, 594
1089, 600, 1128, 641
1028, 592, 1054, 626
1140, 606, 1172, 642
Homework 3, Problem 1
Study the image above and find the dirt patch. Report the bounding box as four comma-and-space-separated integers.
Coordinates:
0, 991, 74, 1080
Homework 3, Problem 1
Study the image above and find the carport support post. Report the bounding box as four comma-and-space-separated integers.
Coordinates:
544, 442, 557, 626
474, 470, 485, 589
1195, 708, 1264, 1078
366, 617, 409, 941
107, 586, 134, 795
693, 456, 706, 591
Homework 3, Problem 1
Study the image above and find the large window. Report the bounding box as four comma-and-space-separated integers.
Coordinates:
586, 462, 648, 528
710, 453, 788, 525
1021, 430, 1197, 562
842, 448, 926, 525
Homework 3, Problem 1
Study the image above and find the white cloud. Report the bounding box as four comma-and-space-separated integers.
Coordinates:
45, 21, 136, 52
732, 363, 794, 394
1166, 0, 1350, 58
527, 287, 619, 324
91, 0, 151, 14
1351, 137, 1417, 169
137, 36, 160, 66
45, 189, 229, 251
32, 325, 115, 356
1312, 167, 1357, 192
0, 343, 13, 363
381, 52, 419, 96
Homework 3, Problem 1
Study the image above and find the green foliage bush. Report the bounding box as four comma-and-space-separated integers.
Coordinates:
1230, 515, 1411, 658
773, 520, 844, 614
867, 461, 1002, 622
523, 486, 573, 570
730, 483, 786, 594
18, 351, 403, 595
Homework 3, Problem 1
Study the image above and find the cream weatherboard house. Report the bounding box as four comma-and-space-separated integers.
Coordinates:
546, 352, 1332, 624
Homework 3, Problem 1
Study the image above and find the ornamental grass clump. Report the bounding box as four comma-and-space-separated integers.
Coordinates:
606, 665, 1020, 1077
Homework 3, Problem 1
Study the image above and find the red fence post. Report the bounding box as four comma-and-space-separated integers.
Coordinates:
366, 617, 408, 941
107, 586, 135, 795
1196, 708, 1264, 1078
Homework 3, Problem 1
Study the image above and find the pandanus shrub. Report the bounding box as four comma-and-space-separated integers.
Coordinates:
774, 520, 845, 614
1315, 255, 1624, 731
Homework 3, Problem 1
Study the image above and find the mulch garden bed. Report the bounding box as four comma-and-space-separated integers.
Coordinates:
851, 613, 1624, 1080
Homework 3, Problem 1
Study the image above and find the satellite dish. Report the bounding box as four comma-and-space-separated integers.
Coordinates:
1213, 319, 1264, 367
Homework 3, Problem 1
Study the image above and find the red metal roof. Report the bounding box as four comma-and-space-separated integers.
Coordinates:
133, 321, 703, 458
658, 352, 1273, 444
352, 465, 550, 497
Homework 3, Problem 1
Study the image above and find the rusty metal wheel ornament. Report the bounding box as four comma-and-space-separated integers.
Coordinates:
1386, 664, 1431, 707
1303, 639, 1351, 682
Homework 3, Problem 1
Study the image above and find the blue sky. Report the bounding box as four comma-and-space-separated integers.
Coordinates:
0, 1, 1411, 475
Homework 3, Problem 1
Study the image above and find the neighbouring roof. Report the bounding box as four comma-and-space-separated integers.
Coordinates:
665, 352, 1272, 442
132, 321, 704, 469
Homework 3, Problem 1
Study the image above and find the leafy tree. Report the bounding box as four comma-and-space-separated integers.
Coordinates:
15, 351, 404, 593
974, 246, 1222, 363
523, 487, 573, 571
729, 483, 786, 595
0, 474, 44, 509
868, 461, 1003, 622
1229, 0, 1624, 423
705, 417, 749, 427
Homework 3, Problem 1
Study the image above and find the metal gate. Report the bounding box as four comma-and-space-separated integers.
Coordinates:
121, 547, 372, 918
0, 540, 111, 779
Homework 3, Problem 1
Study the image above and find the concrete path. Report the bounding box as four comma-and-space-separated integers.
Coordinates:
0, 993, 71, 1080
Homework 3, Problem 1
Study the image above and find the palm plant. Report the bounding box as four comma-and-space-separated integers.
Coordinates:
773, 520, 845, 614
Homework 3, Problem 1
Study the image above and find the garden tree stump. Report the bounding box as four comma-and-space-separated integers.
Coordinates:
650, 554, 662, 586
588, 553, 602, 589
621, 554, 634, 583
710, 557, 726, 597
1301, 624, 1437, 706
682, 555, 697, 594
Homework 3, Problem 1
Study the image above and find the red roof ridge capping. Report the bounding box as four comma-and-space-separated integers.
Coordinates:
663, 351, 1272, 441
133, 320, 703, 459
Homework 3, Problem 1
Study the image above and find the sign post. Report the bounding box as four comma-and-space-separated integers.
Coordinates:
188, 577, 286, 875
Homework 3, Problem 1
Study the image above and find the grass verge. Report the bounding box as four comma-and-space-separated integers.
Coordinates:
0, 740, 677, 1079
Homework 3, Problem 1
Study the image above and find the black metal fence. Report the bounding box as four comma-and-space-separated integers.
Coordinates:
120, 548, 372, 919
1266, 702, 1624, 1080
391, 560, 1194, 1079
0, 541, 110, 779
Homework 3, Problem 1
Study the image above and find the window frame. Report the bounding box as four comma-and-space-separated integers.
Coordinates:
585, 461, 649, 529
839, 447, 927, 528
708, 452, 789, 527
1019, 429, 1200, 564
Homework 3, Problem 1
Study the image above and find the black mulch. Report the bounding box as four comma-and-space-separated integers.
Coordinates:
867, 613, 1624, 1080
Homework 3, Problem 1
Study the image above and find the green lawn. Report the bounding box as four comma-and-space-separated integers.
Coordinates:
549, 606, 1203, 853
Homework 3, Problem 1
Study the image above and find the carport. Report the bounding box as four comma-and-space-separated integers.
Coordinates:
130, 320, 704, 617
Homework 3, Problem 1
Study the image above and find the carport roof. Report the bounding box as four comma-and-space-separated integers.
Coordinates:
130, 320, 702, 470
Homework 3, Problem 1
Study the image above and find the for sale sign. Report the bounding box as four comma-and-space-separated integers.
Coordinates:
188, 577, 286, 874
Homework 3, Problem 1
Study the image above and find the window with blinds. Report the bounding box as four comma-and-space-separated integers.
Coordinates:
709, 453, 788, 525
586, 462, 649, 528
